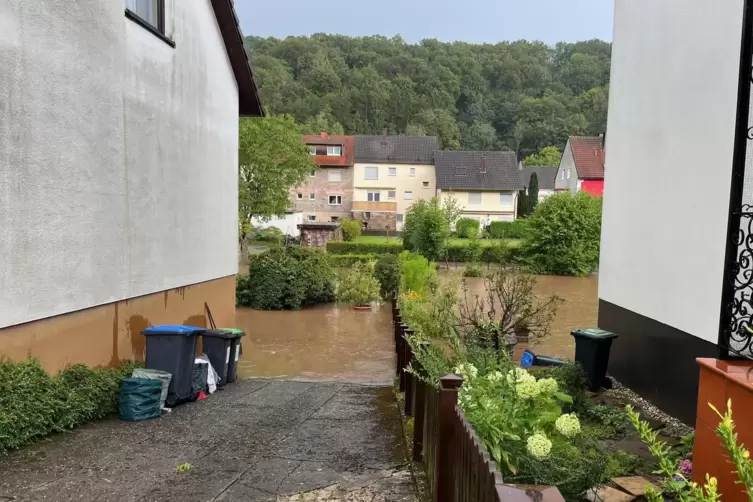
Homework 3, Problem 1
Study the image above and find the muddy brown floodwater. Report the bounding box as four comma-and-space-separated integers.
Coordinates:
234, 270, 598, 382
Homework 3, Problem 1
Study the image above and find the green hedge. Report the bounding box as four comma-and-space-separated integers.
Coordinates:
456, 218, 481, 238
488, 220, 526, 239
327, 241, 402, 255
0, 358, 142, 453
439, 243, 522, 263
329, 254, 379, 267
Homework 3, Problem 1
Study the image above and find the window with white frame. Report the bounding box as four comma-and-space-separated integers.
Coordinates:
307, 215, 316, 222
367, 192, 381, 202
499, 193, 513, 205
126, 0, 165, 34
561, 170, 565, 180
397, 214, 404, 223
327, 146, 342, 156
422, 181, 429, 188
328, 195, 342, 206
309, 193, 315, 200
364, 166, 378, 180
567, 168, 571, 179
387, 190, 396, 200
328, 169, 343, 182
389, 167, 397, 176
468, 192, 482, 205
409, 167, 416, 177
404, 191, 413, 200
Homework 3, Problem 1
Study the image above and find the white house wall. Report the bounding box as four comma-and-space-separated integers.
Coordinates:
554, 141, 578, 193
0, 0, 239, 328
599, 0, 744, 344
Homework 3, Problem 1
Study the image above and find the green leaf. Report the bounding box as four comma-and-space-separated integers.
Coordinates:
554, 392, 573, 404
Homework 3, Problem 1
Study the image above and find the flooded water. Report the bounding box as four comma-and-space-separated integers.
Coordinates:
235, 268, 598, 382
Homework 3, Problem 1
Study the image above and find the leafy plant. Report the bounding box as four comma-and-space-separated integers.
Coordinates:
337, 262, 381, 305
463, 264, 483, 278
402, 199, 451, 261
329, 253, 380, 268
398, 252, 436, 296
326, 241, 402, 255
373, 254, 399, 301
488, 220, 526, 239
340, 219, 362, 242
456, 218, 480, 238
176, 463, 192, 473
252, 226, 285, 244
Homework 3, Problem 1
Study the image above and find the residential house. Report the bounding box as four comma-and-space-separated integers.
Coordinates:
435, 151, 524, 225
598, 0, 747, 428
522, 166, 557, 201
291, 133, 355, 223
353, 135, 438, 231
555, 136, 605, 196
0, 0, 263, 372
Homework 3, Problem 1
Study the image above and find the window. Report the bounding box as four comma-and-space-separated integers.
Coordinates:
327, 146, 342, 156
567, 168, 571, 179
309, 193, 315, 200
328, 195, 342, 205
368, 192, 381, 202
389, 167, 397, 177
468, 192, 482, 205
364, 166, 378, 180
409, 167, 416, 177
308, 145, 317, 155
125, 0, 173, 46
310, 169, 316, 178
328, 169, 343, 182
561, 170, 565, 180
404, 191, 413, 200
387, 190, 396, 200
297, 193, 303, 200
331, 216, 340, 223
422, 181, 430, 188
397, 214, 404, 223
307, 215, 316, 222
456, 167, 467, 176
499, 193, 513, 205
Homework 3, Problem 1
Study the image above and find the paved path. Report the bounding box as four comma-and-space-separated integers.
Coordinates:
0, 379, 415, 502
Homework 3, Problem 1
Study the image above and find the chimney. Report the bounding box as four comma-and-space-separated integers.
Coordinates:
518, 161, 524, 171
320, 131, 329, 138
599, 132, 606, 149
480, 155, 487, 173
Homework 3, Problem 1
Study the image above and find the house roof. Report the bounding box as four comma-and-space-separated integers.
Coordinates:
355, 136, 437, 164
303, 133, 355, 167
210, 0, 264, 117
569, 136, 605, 179
522, 167, 557, 190
435, 151, 525, 191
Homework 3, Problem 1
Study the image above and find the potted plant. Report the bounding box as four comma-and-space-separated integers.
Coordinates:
337, 262, 381, 310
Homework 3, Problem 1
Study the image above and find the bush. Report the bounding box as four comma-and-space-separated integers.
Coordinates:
326, 241, 402, 255
463, 264, 483, 277
237, 246, 335, 310
456, 218, 481, 238
329, 254, 379, 268
337, 262, 381, 305
399, 251, 436, 295
520, 192, 602, 276
0, 358, 141, 453
373, 254, 400, 301
488, 220, 526, 239
340, 219, 362, 242
252, 226, 284, 244
402, 199, 450, 261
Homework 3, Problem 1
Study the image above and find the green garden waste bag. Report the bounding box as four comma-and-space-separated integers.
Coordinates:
119, 378, 162, 421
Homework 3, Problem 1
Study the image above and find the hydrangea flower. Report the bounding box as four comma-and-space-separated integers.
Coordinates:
526, 433, 552, 460
679, 460, 692, 479
555, 413, 581, 438
506, 367, 534, 385
454, 363, 478, 379
537, 377, 559, 395
486, 371, 504, 383
516, 379, 541, 399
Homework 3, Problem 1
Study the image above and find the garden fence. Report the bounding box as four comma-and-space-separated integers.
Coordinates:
392, 294, 566, 502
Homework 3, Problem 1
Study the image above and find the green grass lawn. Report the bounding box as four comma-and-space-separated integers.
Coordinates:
352, 235, 521, 248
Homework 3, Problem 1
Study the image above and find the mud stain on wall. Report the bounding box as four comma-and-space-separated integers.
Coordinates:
127, 315, 150, 360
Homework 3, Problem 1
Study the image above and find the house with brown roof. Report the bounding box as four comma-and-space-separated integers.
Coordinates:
555, 136, 606, 196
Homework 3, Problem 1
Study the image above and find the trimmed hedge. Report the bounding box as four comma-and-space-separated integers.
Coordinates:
0, 358, 142, 453
439, 243, 522, 263
330, 254, 379, 267
488, 220, 526, 239
456, 218, 480, 238
327, 241, 402, 255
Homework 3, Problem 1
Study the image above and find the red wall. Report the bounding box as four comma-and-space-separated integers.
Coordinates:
581, 180, 604, 196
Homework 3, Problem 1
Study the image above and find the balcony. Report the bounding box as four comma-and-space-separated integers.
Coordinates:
311, 154, 350, 167
352, 201, 397, 212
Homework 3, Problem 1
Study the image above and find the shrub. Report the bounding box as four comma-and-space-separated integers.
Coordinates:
402, 199, 451, 261
326, 241, 402, 255
456, 218, 480, 238
340, 219, 362, 242
399, 251, 436, 295
488, 220, 526, 239
0, 358, 140, 453
329, 254, 379, 268
463, 264, 483, 277
237, 246, 335, 310
373, 254, 400, 300
521, 192, 602, 276
253, 226, 284, 244
337, 263, 381, 305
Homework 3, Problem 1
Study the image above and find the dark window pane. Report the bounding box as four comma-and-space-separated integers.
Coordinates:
126, 0, 162, 31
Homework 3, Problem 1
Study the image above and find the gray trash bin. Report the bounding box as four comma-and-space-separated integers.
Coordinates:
202, 329, 235, 386
221, 328, 245, 384
142, 325, 204, 406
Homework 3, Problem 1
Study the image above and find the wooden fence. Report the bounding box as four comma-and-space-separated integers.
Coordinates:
392, 294, 566, 502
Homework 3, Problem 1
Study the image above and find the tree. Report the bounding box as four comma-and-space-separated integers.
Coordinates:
299, 110, 345, 135
524, 146, 562, 167
402, 198, 451, 261
238, 115, 315, 247
527, 172, 539, 214
516, 190, 529, 219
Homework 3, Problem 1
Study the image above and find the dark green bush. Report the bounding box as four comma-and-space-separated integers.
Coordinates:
455, 218, 480, 238
402, 199, 450, 261
488, 220, 526, 239
463, 264, 483, 277
340, 219, 362, 242
237, 246, 335, 310
252, 226, 284, 244
373, 254, 400, 300
326, 241, 402, 255
0, 358, 140, 454
329, 254, 379, 267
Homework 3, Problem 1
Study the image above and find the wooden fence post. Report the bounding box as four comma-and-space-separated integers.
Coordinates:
399, 323, 408, 392
394, 315, 402, 376
436, 374, 463, 502
412, 342, 429, 461
403, 328, 414, 416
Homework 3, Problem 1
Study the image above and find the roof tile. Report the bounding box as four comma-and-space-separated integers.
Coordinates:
569, 136, 605, 179
355, 136, 437, 164
435, 151, 524, 191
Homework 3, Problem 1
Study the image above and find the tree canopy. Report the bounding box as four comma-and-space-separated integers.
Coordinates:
524, 146, 562, 167
246, 35, 611, 157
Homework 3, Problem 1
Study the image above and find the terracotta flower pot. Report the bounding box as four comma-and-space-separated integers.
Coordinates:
353, 305, 372, 311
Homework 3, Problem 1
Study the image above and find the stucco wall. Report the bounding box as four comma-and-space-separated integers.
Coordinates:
439, 190, 517, 224
554, 141, 578, 193
291, 167, 354, 217
599, 0, 744, 343
0, 0, 239, 328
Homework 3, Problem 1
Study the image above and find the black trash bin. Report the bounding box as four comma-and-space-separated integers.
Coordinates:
202, 329, 235, 386
142, 325, 204, 405
570, 328, 619, 391
221, 328, 245, 384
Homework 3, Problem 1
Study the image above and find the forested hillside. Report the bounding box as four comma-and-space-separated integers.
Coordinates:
244, 35, 610, 159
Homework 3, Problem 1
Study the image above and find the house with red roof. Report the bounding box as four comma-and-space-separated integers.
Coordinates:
554, 135, 606, 196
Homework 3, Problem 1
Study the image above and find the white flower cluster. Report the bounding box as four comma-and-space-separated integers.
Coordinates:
526, 433, 552, 460
537, 377, 559, 395
555, 413, 581, 438
506, 368, 541, 399
506, 367, 533, 385
454, 363, 478, 380
486, 371, 504, 383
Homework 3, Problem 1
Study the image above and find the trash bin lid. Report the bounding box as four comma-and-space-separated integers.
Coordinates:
203, 329, 236, 339
142, 325, 205, 336
218, 328, 245, 338
571, 328, 618, 340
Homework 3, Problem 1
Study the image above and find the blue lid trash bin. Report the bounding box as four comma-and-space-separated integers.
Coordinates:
142, 325, 204, 406
201, 329, 235, 387
221, 329, 245, 384
570, 328, 619, 391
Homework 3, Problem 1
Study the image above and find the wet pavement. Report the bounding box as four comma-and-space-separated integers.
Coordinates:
0, 380, 414, 502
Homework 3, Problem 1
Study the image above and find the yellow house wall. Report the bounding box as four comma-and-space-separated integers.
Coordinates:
439, 190, 518, 223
